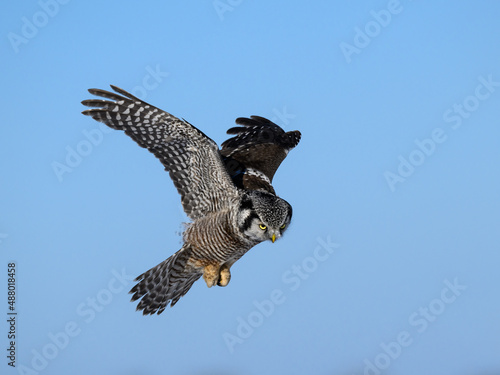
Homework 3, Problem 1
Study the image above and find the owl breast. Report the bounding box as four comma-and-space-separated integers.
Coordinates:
183, 210, 254, 266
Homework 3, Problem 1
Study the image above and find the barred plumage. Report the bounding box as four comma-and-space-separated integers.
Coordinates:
82, 85, 300, 314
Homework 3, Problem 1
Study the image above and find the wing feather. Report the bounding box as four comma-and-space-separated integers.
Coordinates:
81, 85, 238, 219
221, 116, 301, 183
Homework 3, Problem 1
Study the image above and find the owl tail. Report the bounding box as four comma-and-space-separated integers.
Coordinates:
129, 245, 203, 315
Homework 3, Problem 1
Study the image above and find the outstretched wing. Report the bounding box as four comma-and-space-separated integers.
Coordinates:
82, 85, 238, 220
220, 116, 301, 192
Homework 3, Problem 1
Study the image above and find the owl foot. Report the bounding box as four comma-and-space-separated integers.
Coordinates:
203, 264, 220, 288
202, 264, 232, 288
217, 264, 231, 287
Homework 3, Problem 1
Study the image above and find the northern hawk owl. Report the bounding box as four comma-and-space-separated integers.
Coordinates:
81, 85, 301, 315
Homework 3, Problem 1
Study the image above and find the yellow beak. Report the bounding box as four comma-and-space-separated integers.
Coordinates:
271, 233, 276, 243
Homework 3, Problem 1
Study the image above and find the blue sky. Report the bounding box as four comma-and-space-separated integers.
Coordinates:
1, 1, 500, 374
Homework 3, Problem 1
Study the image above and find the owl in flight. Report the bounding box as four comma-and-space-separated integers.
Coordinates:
82, 86, 301, 314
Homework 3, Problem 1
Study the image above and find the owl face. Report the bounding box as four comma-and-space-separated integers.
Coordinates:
237, 191, 292, 243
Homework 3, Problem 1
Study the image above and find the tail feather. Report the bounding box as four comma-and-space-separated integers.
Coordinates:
129, 245, 202, 315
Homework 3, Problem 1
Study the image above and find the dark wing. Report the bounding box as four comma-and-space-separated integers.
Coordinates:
220, 116, 301, 192
82, 85, 238, 220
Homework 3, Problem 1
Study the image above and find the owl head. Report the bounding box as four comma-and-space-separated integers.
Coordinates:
237, 190, 292, 243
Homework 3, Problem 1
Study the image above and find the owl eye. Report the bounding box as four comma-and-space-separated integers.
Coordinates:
280, 224, 286, 230
259, 224, 267, 230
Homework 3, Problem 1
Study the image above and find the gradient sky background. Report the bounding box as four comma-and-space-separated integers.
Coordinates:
1, 1, 500, 375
